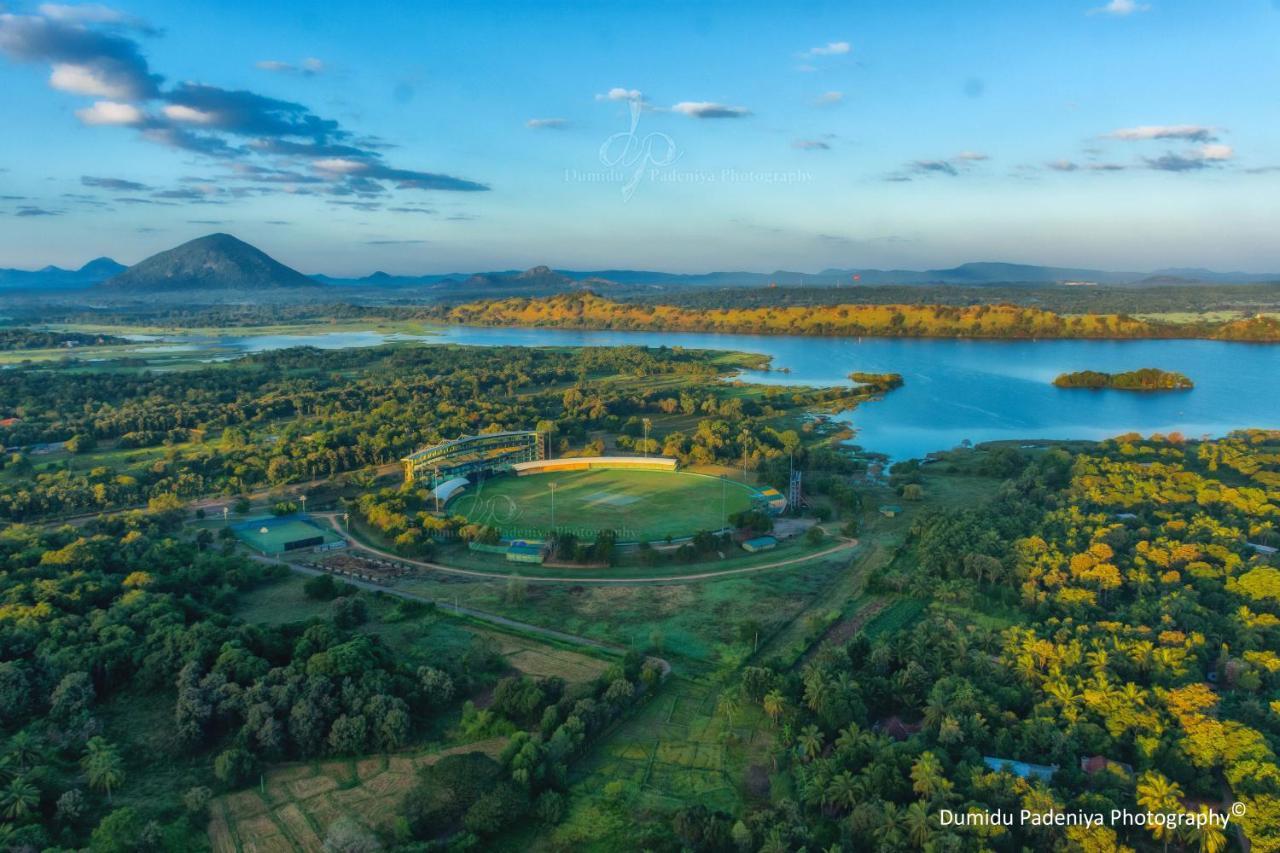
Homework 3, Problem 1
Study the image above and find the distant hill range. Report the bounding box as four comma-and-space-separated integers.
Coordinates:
311, 258, 1280, 290
100, 233, 320, 292
0, 256, 125, 291
3, 234, 1279, 294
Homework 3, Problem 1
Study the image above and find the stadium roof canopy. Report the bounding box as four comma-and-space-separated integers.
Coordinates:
432, 476, 470, 503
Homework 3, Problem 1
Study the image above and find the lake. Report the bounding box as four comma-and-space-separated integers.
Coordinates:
136, 325, 1280, 460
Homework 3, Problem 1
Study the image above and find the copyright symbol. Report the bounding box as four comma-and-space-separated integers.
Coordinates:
1231, 802, 1247, 818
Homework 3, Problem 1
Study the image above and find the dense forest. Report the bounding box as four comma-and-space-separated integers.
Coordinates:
7, 281, 1280, 335
647, 283, 1280, 317
0, 330, 127, 351
437, 293, 1280, 342
1053, 369, 1195, 391
0, 510, 466, 849
711, 431, 1280, 852
0, 504, 662, 849
0, 344, 865, 522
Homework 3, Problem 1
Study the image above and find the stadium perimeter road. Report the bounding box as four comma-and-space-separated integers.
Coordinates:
311, 511, 858, 585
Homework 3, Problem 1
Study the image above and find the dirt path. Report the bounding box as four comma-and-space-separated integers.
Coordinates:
796, 597, 891, 668
314, 512, 857, 585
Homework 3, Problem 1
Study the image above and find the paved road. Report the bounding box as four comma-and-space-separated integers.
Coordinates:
315, 512, 857, 585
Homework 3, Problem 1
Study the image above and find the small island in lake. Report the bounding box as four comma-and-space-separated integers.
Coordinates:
849, 371, 905, 392
1052, 368, 1193, 391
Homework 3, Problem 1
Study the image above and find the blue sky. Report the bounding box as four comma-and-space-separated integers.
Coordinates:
2, 0, 1279, 274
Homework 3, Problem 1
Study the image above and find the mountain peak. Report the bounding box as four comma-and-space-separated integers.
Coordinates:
102, 233, 319, 292
78, 257, 126, 277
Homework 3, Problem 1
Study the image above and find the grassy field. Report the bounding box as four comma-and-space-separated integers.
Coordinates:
208, 737, 509, 853
399, 553, 851, 677
526, 676, 774, 851
450, 469, 756, 542
235, 574, 611, 686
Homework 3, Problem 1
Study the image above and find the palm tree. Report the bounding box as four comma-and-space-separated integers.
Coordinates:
716, 691, 740, 727
910, 751, 949, 801
804, 678, 830, 714
1136, 771, 1184, 852
1187, 806, 1227, 853
848, 800, 880, 834
834, 723, 863, 753
825, 770, 860, 813
82, 737, 125, 803
797, 724, 824, 762
763, 690, 785, 725
903, 801, 934, 849
759, 829, 789, 853
1, 777, 40, 820
6, 732, 42, 772
878, 802, 907, 850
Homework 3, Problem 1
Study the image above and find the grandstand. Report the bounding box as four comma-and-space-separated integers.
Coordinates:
401, 430, 544, 484
512, 456, 676, 475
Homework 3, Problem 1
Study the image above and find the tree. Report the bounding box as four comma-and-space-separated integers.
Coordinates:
56, 789, 87, 823
903, 801, 934, 848
763, 690, 785, 725
6, 731, 43, 771
82, 737, 125, 802
797, 724, 824, 762
1187, 806, 1227, 853
213, 747, 257, 788
89, 807, 143, 853
322, 816, 382, 853
304, 572, 340, 600
910, 751, 951, 801
183, 786, 213, 818
1135, 771, 1184, 851
330, 595, 368, 629
0, 777, 39, 820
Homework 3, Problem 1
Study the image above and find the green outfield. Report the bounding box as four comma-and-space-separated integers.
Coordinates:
450, 469, 757, 542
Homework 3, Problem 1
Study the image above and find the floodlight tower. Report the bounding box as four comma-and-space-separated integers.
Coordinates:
787, 452, 803, 512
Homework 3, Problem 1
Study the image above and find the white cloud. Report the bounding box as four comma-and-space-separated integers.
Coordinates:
815, 91, 844, 106
596, 87, 644, 102
672, 101, 751, 119
1199, 143, 1233, 161
50, 62, 132, 98
38, 3, 123, 23
75, 99, 143, 125
953, 150, 989, 162
162, 104, 216, 124
802, 41, 851, 58
312, 158, 368, 174
1106, 124, 1217, 142
1089, 0, 1150, 14
256, 57, 326, 75
526, 117, 568, 129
